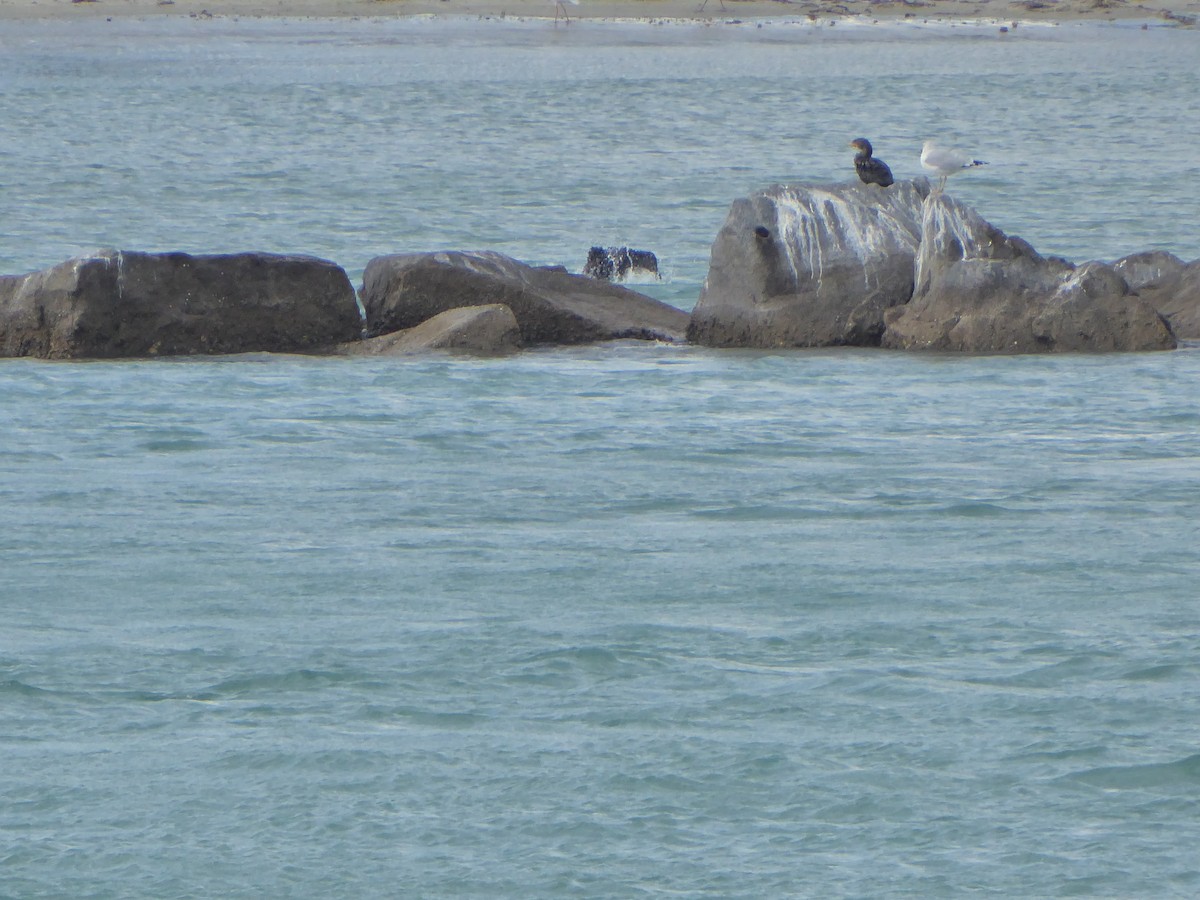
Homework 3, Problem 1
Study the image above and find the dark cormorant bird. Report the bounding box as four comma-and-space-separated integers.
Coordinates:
849, 138, 894, 188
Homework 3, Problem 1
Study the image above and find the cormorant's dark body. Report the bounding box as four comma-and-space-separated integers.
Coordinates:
850, 138, 894, 188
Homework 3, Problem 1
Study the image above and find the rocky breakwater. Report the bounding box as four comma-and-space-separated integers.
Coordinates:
691, 181, 1178, 353
0, 250, 360, 359
360, 250, 689, 346
883, 194, 1175, 353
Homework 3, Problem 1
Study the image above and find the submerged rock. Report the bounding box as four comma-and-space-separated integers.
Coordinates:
687, 179, 930, 347
360, 250, 688, 345
882, 195, 1176, 353
1113, 251, 1200, 340
582, 246, 660, 282
0, 250, 360, 359
341, 304, 521, 356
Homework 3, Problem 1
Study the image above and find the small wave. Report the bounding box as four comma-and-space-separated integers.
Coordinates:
942, 500, 1013, 517
1120, 663, 1187, 681
139, 438, 216, 452
203, 668, 380, 699
1064, 753, 1200, 790
512, 645, 669, 684
400, 708, 487, 728
966, 654, 1110, 689
688, 503, 824, 521
136, 425, 215, 453
0, 678, 59, 699
1007, 743, 1108, 763
605, 772, 704, 793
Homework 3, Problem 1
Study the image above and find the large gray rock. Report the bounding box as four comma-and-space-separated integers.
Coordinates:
0, 250, 360, 359
687, 179, 930, 347
882, 195, 1176, 353
360, 251, 688, 345
1113, 251, 1200, 340
341, 304, 522, 356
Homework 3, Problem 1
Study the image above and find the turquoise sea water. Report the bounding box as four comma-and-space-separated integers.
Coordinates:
3, 15, 1200, 299
3, 16, 1200, 898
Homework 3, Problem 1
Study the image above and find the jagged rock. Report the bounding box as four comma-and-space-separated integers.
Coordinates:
0, 250, 360, 359
360, 250, 688, 345
583, 246, 660, 281
341, 304, 522, 356
882, 195, 1176, 353
687, 179, 930, 347
1113, 251, 1200, 339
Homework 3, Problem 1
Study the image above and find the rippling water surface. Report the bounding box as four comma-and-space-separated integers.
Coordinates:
2, 16, 1200, 898
2, 15, 1200, 302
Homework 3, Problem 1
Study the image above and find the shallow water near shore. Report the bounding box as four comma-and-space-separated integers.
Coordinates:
3, 16, 1200, 898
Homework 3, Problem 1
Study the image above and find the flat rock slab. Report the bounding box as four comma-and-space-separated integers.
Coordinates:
341, 304, 522, 356
360, 250, 688, 346
0, 250, 360, 359
688, 179, 930, 348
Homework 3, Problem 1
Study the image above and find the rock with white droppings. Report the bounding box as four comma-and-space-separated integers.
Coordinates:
882, 194, 1175, 353
687, 179, 931, 347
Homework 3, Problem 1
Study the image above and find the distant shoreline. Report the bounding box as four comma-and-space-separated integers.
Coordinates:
0, 0, 1196, 25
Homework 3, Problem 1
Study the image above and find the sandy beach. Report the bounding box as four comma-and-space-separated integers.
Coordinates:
0, 0, 1196, 23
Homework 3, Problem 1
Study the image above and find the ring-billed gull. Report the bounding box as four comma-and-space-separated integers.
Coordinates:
921, 140, 988, 192
849, 138, 894, 188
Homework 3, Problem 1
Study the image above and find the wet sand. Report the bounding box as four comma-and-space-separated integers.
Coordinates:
1, 0, 1196, 23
